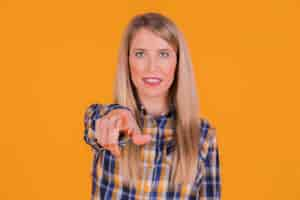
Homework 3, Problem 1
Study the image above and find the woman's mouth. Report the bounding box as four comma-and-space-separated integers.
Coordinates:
142, 77, 162, 87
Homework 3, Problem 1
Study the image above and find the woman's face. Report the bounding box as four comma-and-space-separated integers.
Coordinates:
129, 28, 177, 101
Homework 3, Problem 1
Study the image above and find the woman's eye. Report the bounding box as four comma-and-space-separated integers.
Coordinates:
135, 51, 144, 57
160, 52, 169, 57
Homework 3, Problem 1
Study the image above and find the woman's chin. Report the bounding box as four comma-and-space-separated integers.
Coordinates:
139, 90, 167, 99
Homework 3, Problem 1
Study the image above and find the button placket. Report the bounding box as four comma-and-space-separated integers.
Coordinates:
154, 128, 162, 163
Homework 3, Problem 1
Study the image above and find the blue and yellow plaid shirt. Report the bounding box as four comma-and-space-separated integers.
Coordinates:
83, 103, 221, 199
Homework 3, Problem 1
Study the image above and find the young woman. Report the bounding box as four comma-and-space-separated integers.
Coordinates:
84, 12, 221, 199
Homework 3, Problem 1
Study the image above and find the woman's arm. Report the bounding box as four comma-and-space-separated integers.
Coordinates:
199, 121, 221, 199
83, 103, 132, 152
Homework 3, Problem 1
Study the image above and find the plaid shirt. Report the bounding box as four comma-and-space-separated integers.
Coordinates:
83, 103, 221, 200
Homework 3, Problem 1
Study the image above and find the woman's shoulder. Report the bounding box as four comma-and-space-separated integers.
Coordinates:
198, 117, 218, 160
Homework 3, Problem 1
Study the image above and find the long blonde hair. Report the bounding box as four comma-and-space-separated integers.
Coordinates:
113, 12, 201, 187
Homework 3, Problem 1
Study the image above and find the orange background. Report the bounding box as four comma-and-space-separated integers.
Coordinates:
1, 0, 299, 199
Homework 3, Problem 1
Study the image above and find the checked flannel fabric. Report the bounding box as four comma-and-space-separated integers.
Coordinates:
83, 103, 221, 200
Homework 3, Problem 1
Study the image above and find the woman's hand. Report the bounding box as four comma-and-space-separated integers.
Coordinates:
94, 109, 152, 157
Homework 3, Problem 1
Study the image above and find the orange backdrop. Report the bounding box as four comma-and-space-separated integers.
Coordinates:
1, 0, 299, 199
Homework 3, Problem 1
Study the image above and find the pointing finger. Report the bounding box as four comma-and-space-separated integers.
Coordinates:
131, 130, 152, 145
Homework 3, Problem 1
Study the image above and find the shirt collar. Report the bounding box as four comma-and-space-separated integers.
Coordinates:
137, 101, 176, 143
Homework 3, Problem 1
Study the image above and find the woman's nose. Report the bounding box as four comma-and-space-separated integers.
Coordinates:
147, 55, 159, 72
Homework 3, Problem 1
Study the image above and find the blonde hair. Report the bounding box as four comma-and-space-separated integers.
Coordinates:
113, 12, 201, 187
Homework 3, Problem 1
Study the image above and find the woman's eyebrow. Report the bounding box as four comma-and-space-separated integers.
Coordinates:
132, 48, 145, 51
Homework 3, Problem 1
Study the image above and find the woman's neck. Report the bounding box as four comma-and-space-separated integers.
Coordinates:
138, 95, 170, 117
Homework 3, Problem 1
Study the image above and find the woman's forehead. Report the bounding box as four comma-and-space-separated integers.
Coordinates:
130, 28, 174, 51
